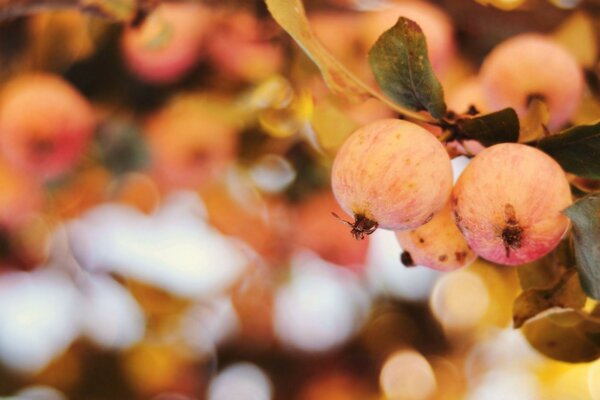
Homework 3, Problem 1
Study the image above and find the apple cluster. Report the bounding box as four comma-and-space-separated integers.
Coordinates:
332, 119, 572, 270
326, 0, 587, 271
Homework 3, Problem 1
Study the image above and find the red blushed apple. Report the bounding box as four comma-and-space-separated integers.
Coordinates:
121, 3, 212, 84
332, 119, 453, 236
452, 143, 572, 265
144, 97, 237, 190
0, 160, 44, 230
0, 73, 95, 180
294, 190, 369, 270
206, 11, 284, 82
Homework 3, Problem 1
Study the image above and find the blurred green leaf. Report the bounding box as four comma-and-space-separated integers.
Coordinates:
538, 122, 600, 179
522, 308, 600, 363
563, 194, 600, 299
513, 270, 586, 328
96, 119, 149, 175
368, 17, 446, 119
456, 108, 519, 147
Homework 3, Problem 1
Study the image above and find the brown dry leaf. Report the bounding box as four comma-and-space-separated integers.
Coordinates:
513, 270, 587, 328
522, 308, 600, 363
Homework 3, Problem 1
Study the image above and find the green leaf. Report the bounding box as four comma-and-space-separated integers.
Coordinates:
513, 270, 586, 328
456, 108, 520, 147
368, 17, 446, 119
538, 121, 600, 179
522, 309, 600, 363
563, 194, 600, 299
264, 0, 436, 124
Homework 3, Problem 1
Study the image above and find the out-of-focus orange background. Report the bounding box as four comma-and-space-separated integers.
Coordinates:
0, 0, 598, 399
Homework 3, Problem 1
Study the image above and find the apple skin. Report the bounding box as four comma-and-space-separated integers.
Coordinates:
332, 119, 453, 233
0, 73, 95, 180
451, 143, 572, 266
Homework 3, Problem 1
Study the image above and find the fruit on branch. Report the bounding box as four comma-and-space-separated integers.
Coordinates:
480, 34, 583, 130
206, 11, 284, 82
395, 202, 476, 271
451, 143, 571, 266
121, 3, 211, 84
331, 119, 453, 238
361, 0, 455, 74
0, 73, 95, 180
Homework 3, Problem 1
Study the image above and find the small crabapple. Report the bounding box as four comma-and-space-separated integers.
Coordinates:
331, 119, 453, 238
396, 202, 476, 271
121, 3, 211, 84
0, 73, 95, 180
480, 34, 583, 130
451, 143, 571, 266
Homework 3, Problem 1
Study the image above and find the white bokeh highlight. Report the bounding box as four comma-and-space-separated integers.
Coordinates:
273, 252, 370, 353
180, 296, 239, 356
66, 191, 250, 298
208, 362, 273, 400
0, 270, 80, 373
80, 274, 145, 350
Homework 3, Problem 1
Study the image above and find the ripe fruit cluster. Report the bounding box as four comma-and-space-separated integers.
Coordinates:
332, 119, 572, 270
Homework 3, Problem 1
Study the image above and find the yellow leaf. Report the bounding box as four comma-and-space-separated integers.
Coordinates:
519, 97, 550, 142
310, 99, 360, 155
553, 12, 598, 68
80, 0, 136, 21
264, 0, 436, 124
475, 0, 527, 11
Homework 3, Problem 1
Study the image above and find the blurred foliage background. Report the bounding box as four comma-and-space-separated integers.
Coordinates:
0, 0, 598, 399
